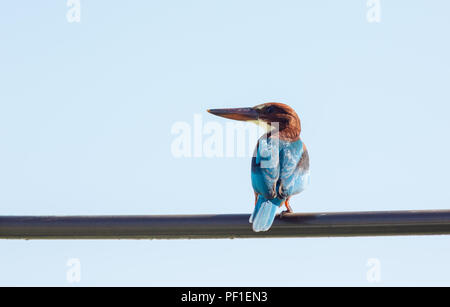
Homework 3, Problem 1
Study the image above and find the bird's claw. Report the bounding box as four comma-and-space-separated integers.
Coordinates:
279, 210, 293, 219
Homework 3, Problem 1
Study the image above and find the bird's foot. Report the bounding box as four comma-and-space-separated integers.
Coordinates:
280, 210, 293, 219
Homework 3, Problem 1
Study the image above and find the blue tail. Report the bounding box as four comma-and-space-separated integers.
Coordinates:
249, 196, 281, 232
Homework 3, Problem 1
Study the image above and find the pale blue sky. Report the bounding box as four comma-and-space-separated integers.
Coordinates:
1, 0, 450, 286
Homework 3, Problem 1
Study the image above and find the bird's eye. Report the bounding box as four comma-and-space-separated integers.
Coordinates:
266, 106, 275, 113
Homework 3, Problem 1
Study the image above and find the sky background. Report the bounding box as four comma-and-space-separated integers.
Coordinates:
1, 0, 450, 286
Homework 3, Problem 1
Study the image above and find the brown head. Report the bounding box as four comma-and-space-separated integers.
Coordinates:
207, 102, 301, 141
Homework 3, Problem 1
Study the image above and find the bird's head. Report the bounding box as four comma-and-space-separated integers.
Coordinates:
207, 102, 301, 140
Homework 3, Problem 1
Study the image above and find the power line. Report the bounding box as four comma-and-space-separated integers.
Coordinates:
1, 210, 450, 240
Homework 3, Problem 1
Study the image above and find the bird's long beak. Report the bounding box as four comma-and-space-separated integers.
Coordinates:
207, 107, 259, 121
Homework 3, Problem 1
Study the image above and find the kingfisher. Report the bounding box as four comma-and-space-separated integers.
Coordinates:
208, 103, 310, 232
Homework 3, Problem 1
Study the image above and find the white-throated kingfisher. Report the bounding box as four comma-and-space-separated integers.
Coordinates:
208, 103, 310, 232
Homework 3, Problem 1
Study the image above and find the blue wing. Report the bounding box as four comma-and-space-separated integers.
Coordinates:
251, 137, 310, 200
278, 140, 310, 198
250, 135, 283, 231
249, 136, 310, 232
251, 135, 280, 199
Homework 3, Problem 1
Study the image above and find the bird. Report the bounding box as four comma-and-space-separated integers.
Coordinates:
207, 102, 310, 232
